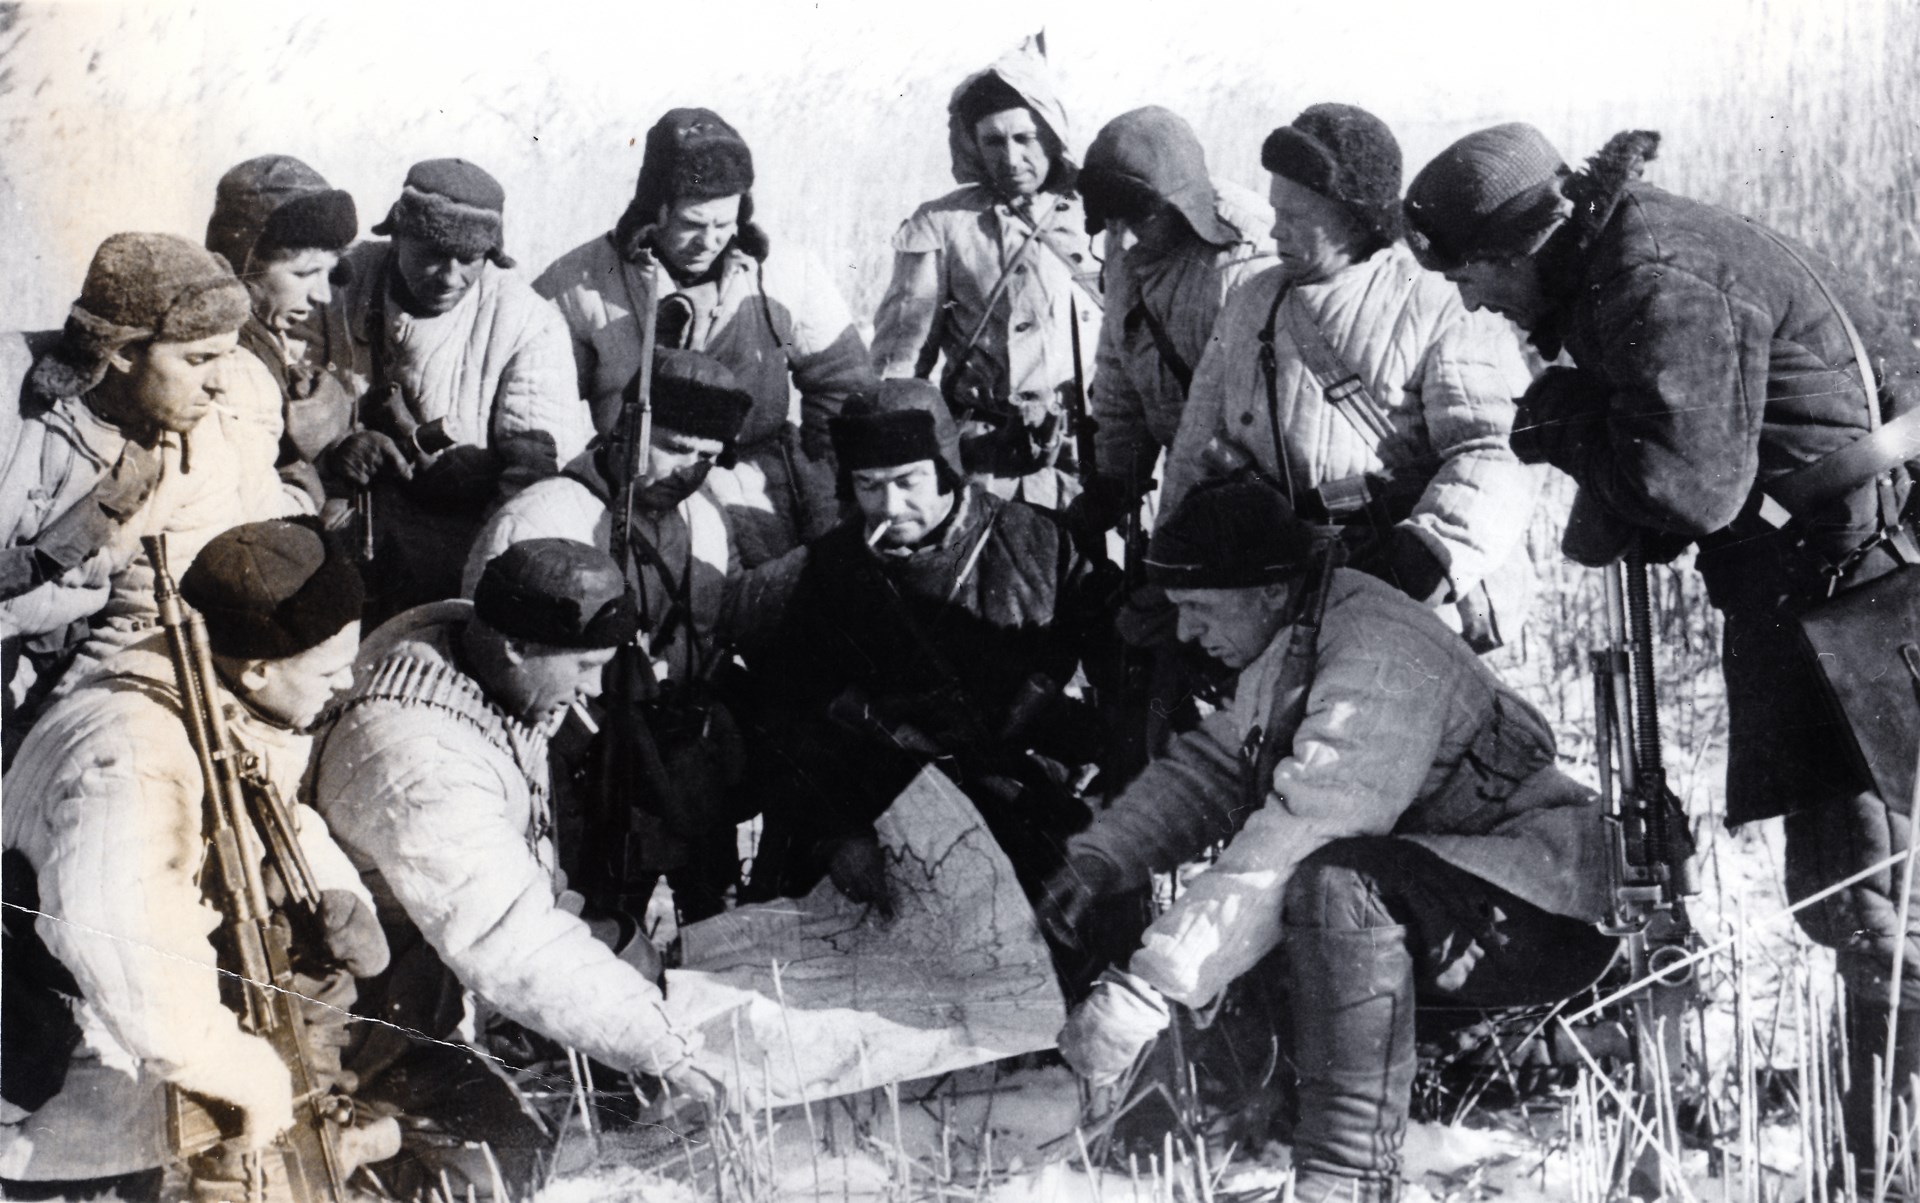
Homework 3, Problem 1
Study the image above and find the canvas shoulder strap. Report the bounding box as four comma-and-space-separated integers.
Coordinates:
1281, 290, 1397, 446
1133, 300, 1194, 395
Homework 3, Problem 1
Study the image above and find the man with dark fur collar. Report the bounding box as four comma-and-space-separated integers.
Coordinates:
536, 108, 874, 568
739, 379, 1115, 918
1406, 125, 1920, 1191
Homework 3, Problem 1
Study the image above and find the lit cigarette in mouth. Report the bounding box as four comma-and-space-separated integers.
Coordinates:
867, 520, 891, 547
570, 699, 600, 735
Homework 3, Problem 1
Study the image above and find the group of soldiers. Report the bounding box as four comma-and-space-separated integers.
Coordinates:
3, 35, 1918, 1203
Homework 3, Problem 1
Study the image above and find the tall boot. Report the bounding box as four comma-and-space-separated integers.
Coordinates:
1840, 997, 1920, 1199
1284, 924, 1418, 1203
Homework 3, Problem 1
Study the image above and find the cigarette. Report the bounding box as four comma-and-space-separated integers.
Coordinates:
570, 699, 600, 735
867, 520, 891, 547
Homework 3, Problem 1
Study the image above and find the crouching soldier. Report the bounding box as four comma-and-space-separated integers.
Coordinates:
740, 380, 1117, 940
1, 519, 396, 1201
1042, 478, 1618, 1203
461, 349, 758, 921
315, 539, 713, 1197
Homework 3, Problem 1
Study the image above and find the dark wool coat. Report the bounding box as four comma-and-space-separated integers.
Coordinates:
742, 485, 1115, 896
1522, 134, 1920, 823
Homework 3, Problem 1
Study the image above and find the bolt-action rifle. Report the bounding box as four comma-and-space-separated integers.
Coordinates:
576, 247, 682, 921
1591, 537, 1700, 1197
146, 533, 352, 1203
1066, 295, 1098, 480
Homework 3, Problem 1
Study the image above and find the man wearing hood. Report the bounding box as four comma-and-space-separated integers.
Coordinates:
461, 349, 764, 921
870, 38, 1103, 508
1159, 104, 1537, 648
0, 234, 304, 741
1065, 105, 1275, 538
1406, 125, 1920, 1189
537, 108, 874, 568
204, 154, 367, 514
336, 158, 591, 623
738, 380, 1116, 950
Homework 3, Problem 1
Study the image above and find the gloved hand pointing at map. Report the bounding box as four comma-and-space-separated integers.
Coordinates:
1057, 967, 1170, 1086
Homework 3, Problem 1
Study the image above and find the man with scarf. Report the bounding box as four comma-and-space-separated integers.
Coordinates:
1405, 125, 1920, 1191
738, 379, 1116, 959
870, 37, 1103, 509
461, 349, 760, 921
337, 158, 590, 623
537, 108, 873, 567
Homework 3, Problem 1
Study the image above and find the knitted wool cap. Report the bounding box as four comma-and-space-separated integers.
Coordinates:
628, 348, 754, 446
1404, 123, 1570, 271
28, 233, 253, 401
179, 518, 364, 659
1261, 103, 1404, 248
830, 379, 963, 480
371, 158, 514, 268
472, 538, 641, 650
1144, 476, 1318, 589
613, 108, 768, 262
1080, 106, 1234, 246
205, 155, 358, 275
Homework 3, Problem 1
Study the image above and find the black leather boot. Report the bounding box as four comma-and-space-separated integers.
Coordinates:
1285, 923, 1418, 1203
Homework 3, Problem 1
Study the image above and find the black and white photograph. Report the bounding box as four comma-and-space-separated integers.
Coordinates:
0, 1, 1916, 1198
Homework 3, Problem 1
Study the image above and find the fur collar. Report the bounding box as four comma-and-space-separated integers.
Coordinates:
1532, 130, 1662, 354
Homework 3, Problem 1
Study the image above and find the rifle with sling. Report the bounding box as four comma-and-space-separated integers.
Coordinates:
1591, 537, 1700, 1200
575, 247, 688, 922
146, 533, 353, 1203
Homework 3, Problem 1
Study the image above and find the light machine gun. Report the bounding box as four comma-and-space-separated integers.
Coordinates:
1590, 539, 1701, 1197
145, 533, 353, 1203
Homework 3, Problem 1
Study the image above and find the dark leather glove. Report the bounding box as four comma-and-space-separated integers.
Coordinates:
326, 430, 413, 487
1060, 472, 1138, 544
823, 836, 894, 918
1034, 853, 1123, 949
319, 889, 389, 978
361, 382, 420, 449
1511, 366, 1610, 472
1350, 527, 1450, 606
410, 443, 500, 507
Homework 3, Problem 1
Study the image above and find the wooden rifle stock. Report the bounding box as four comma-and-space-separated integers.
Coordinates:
145, 534, 350, 1203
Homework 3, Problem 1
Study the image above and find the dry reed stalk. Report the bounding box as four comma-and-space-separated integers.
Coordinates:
770, 959, 824, 1199
1557, 1017, 1702, 1202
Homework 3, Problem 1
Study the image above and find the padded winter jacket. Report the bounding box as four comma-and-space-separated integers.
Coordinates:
338, 241, 590, 493
0, 636, 370, 1179
535, 234, 872, 452
0, 332, 309, 644
313, 603, 693, 1077
1091, 181, 1275, 484
1069, 570, 1610, 1008
1162, 246, 1537, 604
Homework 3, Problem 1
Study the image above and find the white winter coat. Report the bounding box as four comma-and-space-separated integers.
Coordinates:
0, 635, 370, 1179
313, 603, 693, 1077
1162, 246, 1537, 601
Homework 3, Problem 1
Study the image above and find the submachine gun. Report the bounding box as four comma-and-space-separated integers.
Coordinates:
146, 533, 353, 1203
1590, 538, 1701, 1197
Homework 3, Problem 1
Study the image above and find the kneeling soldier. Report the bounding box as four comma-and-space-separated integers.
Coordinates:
1042, 478, 1618, 1203
1, 518, 394, 1201
315, 538, 712, 1196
